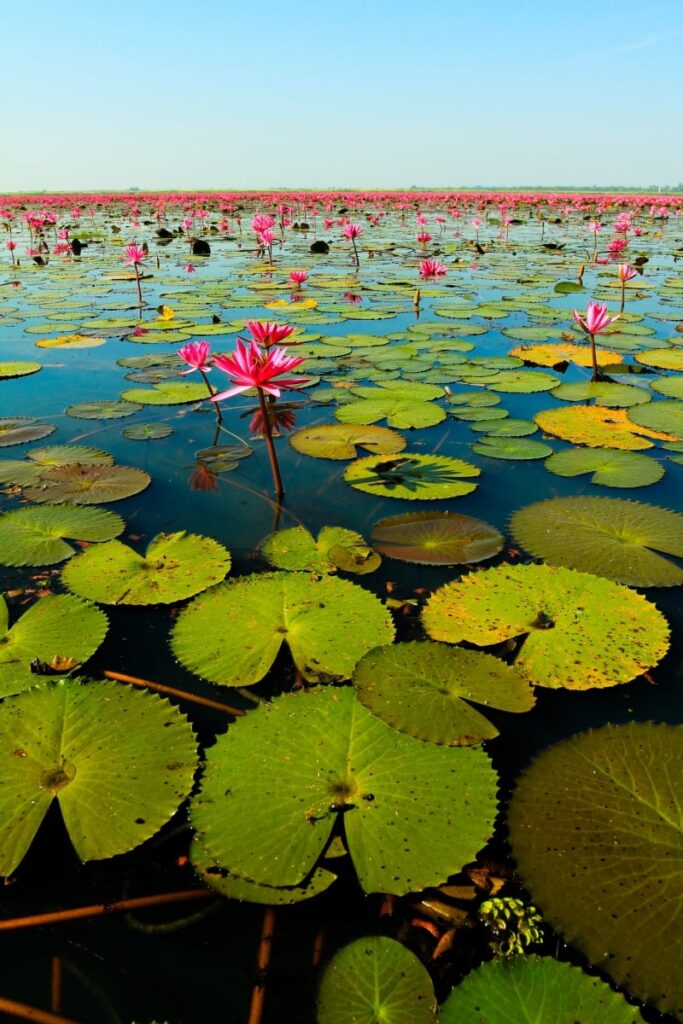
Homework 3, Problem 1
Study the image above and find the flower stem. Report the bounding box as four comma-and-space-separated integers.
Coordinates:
199, 367, 221, 423
589, 332, 599, 382
257, 388, 284, 500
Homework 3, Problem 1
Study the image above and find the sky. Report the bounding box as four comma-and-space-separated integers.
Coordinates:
2, 0, 682, 191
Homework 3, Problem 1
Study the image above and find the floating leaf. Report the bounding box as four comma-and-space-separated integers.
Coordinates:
353, 641, 535, 745
120, 381, 212, 405
0, 594, 108, 698
485, 370, 560, 393
24, 464, 151, 504
336, 396, 445, 430
550, 381, 651, 408
371, 511, 503, 565
289, 423, 406, 460
345, 454, 479, 500
262, 525, 380, 575
122, 423, 173, 439
0, 418, 56, 448
509, 343, 622, 369
35, 334, 105, 349
62, 532, 231, 605
508, 723, 683, 1018
471, 436, 553, 460
440, 956, 644, 1024
510, 496, 683, 586
422, 563, 669, 689
66, 400, 143, 419
470, 417, 538, 436
0, 678, 197, 876
651, 375, 683, 399
317, 937, 436, 1024
0, 361, 42, 378
535, 405, 674, 449
634, 347, 683, 371
0, 505, 124, 566
544, 447, 664, 488
172, 571, 394, 687
628, 400, 683, 440
190, 687, 497, 894
28, 445, 114, 467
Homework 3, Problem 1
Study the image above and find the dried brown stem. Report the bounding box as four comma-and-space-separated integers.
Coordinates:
0, 890, 216, 933
0, 995, 81, 1024
103, 670, 245, 716
247, 907, 276, 1024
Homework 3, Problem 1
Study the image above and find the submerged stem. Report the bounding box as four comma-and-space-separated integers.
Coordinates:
257, 388, 284, 500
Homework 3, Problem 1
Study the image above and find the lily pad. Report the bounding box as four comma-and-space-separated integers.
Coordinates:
422, 563, 669, 690
544, 447, 664, 488
551, 381, 651, 408
485, 370, 560, 393
35, 334, 105, 349
289, 423, 406, 460
634, 348, 683, 371
122, 423, 173, 440
66, 400, 143, 419
24, 464, 151, 504
0, 418, 56, 448
508, 723, 683, 1018
0, 594, 108, 698
171, 571, 395, 687
510, 496, 683, 586
0, 677, 197, 876
509, 343, 622, 369
353, 641, 535, 745
190, 686, 497, 894
317, 936, 436, 1024
120, 381, 212, 405
28, 445, 114, 467
62, 532, 231, 605
471, 436, 553, 460
440, 956, 644, 1024
628, 400, 683, 440
0, 361, 42, 378
262, 525, 380, 575
0, 505, 125, 566
345, 454, 479, 500
650, 376, 683, 400
336, 397, 446, 430
370, 511, 503, 565
535, 406, 674, 450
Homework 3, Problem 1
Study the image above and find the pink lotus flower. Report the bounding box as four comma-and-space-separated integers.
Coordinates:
343, 292, 362, 305
342, 223, 363, 240
588, 221, 602, 233
323, 218, 335, 229
178, 340, 212, 374
52, 243, 72, 255
211, 339, 308, 401
607, 238, 628, 256
289, 270, 308, 286
419, 259, 448, 278
185, 263, 196, 273
573, 301, 620, 336
5, 240, 16, 251
617, 263, 637, 283
417, 232, 432, 244
258, 228, 275, 245
471, 218, 482, 228
245, 321, 297, 347
252, 214, 275, 233
124, 243, 146, 267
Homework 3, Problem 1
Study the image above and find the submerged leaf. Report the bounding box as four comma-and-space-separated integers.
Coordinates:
371, 511, 503, 565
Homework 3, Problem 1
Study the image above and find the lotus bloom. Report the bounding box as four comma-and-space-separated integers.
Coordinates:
124, 243, 146, 267
617, 263, 638, 312
343, 223, 363, 266
252, 214, 275, 233
607, 238, 628, 256
573, 301, 620, 381
419, 259, 448, 279
5, 240, 16, 250
178, 340, 212, 375
185, 263, 196, 273
417, 232, 432, 245
471, 217, 482, 243
245, 321, 297, 348
211, 339, 308, 401
289, 270, 308, 287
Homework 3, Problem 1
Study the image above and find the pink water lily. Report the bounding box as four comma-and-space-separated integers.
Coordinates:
289, 270, 308, 286
178, 340, 212, 374
211, 339, 308, 401
124, 243, 146, 267
572, 301, 620, 336
419, 258, 447, 278
617, 263, 637, 282
342, 223, 363, 240
245, 320, 297, 347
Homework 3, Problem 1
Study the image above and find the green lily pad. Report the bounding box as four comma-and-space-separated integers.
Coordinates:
262, 525, 380, 575
486, 370, 560, 393
472, 436, 553, 460
510, 496, 683, 586
317, 936, 436, 1024
0, 418, 56, 448
0, 677, 197, 876
0, 362, 42, 379
470, 417, 538, 436
62, 531, 231, 605
353, 641, 535, 746
345, 454, 479, 500
66, 400, 143, 419
289, 423, 406, 460
336, 397, 446, 430
508, 723, 683, 1019
628, 400, 683, 439
0, 594, 108, 698
122, 423, 173, 439
422, 563, 669, 690
172, 571, 394, 687
544, 447, 664, 488
0, 505, 125, 566
370, 511, 503, 565
23, 464, 151, 504
634, 348, 683, 371
190, 686, 497, 895
440, 956, 644, 1024
28, 445, 114, 467
551, 381, 651, 408
120, 381, 212, 405
650, 376, 683, 399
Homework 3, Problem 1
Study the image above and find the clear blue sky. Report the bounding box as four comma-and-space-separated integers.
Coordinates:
2, 0, 682, 191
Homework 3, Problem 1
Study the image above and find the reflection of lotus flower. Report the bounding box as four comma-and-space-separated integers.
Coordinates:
211, 339, 308, 401
419, 259, 447, 278
189, 463, 219, 492
248, 403, 298, 437
343, 292, 362, 305
245, 321, 297, 347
